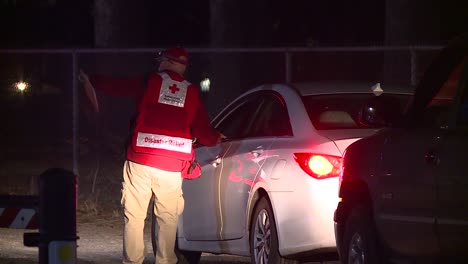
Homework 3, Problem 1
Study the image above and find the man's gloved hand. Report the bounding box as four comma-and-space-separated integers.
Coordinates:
219, 133, 227, 143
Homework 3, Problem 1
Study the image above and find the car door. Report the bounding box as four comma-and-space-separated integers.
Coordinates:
435, 58, 468, 257
218, 91, 292, 240
376, 36, 468, 257
181, 94, 260, 240
181, 142, 229, 240
376, 126, 439, 256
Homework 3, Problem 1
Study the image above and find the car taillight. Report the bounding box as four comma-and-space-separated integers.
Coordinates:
293, 153, 342, 179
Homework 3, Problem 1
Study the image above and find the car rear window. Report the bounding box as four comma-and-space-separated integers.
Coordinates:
302, 93, 412, 130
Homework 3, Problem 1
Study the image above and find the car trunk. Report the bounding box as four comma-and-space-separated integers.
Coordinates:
316, 128, 380, 154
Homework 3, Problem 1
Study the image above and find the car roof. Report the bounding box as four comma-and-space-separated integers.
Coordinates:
291, 81, 414, 96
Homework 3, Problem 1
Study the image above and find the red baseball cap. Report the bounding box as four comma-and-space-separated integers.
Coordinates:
157, 47, 189, 65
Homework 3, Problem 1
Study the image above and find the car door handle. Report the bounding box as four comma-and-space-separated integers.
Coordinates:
250, 148, 264, 158
424, 151, 439, 165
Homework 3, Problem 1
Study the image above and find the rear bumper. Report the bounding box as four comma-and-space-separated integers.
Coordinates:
270, 177, 340, 256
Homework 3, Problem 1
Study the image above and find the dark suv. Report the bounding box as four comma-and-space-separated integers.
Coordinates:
334, 32, 468, 264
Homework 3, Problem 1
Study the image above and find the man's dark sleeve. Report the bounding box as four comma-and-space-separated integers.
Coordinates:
191, 89, 220, 146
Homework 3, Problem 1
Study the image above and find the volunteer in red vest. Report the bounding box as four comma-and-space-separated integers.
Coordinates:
82, 47, 222, 264
125, 47, 222, 264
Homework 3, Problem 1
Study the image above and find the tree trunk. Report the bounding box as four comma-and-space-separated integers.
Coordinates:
206, 0, 242, 117
93, 0, 148, 48
385, 0, 441, 45
384, 0, 441, 86
87, 0, 149, 192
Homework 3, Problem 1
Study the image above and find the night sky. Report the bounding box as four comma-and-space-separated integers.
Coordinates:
1, 0, 465, 49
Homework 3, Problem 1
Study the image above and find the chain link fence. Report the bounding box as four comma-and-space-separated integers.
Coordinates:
0, 46, 442, 197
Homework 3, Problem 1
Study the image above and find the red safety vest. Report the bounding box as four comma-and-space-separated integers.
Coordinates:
127, 71, 197, 171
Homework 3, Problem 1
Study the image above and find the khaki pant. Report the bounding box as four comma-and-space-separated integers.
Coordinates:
122, 160, 184, 264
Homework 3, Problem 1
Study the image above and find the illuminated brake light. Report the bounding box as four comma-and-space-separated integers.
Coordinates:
309, 155, 333, 175
294, 153, 342, 179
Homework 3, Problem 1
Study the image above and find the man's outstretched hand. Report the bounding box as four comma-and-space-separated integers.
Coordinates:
79, 69, 90, 84
78, 69, 100, 113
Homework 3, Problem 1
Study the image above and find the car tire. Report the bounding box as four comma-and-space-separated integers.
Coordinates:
151, 201, 202, 264
250, 197, 300, 264
341, 205, 381, 264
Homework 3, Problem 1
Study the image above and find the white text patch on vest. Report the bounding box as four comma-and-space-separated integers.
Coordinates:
136, 132, 192, 154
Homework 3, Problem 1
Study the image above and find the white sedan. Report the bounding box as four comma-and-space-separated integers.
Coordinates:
153, 81, 412, 264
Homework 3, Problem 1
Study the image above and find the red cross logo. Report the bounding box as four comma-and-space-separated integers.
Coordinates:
169, 84, 180, 94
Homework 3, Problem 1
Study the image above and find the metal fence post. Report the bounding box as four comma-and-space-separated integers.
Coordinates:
72, 51, 79, 177
410, 47, 417, 87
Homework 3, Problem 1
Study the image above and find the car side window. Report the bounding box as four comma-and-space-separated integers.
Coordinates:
215, 95, 262, 140
249, 93, 293, 137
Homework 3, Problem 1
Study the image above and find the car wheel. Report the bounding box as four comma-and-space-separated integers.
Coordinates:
151, 201, 201, 264
342, 205, 381, 264
250, 197, 300, 264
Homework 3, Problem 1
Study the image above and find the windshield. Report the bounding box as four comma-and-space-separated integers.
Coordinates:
302, 93, 412, 130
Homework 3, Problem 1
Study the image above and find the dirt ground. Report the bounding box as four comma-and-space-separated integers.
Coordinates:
0, 213, 253, 264
0, 211, 339, 264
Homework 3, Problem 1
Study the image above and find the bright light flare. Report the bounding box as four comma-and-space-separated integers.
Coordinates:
15, 81, 29, 92
200, 78, 210, 92
308, 155, 334, 175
